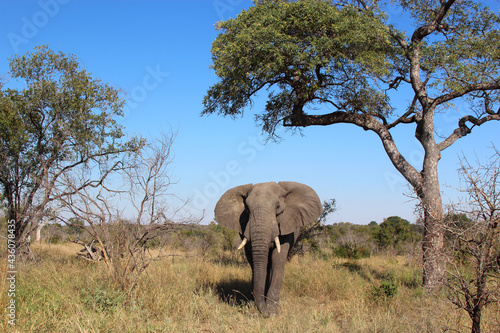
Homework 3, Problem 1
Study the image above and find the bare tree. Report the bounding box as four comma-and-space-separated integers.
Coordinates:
58, 131, 195, 290
445, 150, 500, 333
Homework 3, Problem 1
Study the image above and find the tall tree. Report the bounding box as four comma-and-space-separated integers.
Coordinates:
202, 0, 500, 288
0, 46, 143, 258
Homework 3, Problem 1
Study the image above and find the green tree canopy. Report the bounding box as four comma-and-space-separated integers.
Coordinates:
204, 0, 394, 133
0, 46, 143, 256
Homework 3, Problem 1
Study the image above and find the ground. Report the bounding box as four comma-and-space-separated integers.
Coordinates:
0, 243, 498, 332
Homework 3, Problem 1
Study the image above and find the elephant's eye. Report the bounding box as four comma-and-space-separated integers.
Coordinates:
276, 202, 284, 214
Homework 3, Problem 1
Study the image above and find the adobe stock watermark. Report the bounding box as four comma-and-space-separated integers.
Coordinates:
6, 219, 17, 326
383, 100, 475, 193
191, 133, 266, 211
122, 65, 169, 118
384, 144, 425, 193
382, 2, 404, 27
7, 0, 71, 53
213, 0, 244, 21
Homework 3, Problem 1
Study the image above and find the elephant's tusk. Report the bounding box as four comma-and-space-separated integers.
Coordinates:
274, 236, 281, 253
237, 238, 248, 250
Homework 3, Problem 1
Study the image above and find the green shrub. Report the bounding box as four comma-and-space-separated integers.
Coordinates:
372, 277, 398, 300
333, 244, 370, 259
81, 284, 127, 313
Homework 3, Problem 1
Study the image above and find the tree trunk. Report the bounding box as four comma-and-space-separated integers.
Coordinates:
471, 306, 481, 333
12, 213, 33, 261
419, 139, 446, 288
14, 226, 33, 260
420, 192, 445, 288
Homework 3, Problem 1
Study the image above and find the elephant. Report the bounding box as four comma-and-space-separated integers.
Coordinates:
214, 181, 322, 316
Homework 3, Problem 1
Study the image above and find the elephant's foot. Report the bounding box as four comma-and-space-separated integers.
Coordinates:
256, 301, 270, 317
255, 295, 281, 317
255, 300, 280, 317
266, 299, 280, 316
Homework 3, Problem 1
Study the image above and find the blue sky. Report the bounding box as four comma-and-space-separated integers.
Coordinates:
1, 0, 499, 225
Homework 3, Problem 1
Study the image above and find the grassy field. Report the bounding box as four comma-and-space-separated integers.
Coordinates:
1, 243, 498, 332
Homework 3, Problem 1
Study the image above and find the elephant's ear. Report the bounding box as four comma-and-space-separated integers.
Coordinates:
277, 182, 322, 235
214, 184, 253, 234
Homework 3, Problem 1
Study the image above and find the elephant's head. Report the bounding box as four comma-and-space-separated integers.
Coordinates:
214, 181, 322, 315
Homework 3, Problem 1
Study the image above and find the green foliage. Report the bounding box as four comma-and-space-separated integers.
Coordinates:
3, 45, 132, 159
0, 46, 143, 253
372, 276, 399, 300
48, 233, 62, 244
174, 223, 241, 261
326, 222, 370, 241
444, 212, 475, 263
208, 221, 238, 251
374, 216, 413, 248
413, 1, 500, 94
203, 0, 500, 170
203, 0, 500, 289
318, 198, 337, 223
36, 215, 423, 258
444, 212, 473, 232
289, 216, 422, 259
333, 243, 370, 259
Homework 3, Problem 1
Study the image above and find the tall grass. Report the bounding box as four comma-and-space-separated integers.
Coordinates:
1, 243, 498, 332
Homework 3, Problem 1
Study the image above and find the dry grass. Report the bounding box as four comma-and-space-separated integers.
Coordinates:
1, 243, 498, 332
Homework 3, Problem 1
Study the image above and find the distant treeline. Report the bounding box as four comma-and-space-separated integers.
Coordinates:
1, 215, 424, 260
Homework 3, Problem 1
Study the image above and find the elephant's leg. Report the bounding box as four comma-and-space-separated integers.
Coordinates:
265, 241, 291, 315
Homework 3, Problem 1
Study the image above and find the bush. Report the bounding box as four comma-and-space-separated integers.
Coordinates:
333, 244, 370, 259
372, 277, 398, 300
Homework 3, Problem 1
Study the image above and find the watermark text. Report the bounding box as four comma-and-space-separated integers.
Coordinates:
6, 219, 17, 326
7, 0, 71, 53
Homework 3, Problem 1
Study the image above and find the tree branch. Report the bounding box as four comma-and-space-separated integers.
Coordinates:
411, 0, 456, 44
437, 114, 500, 151
409, 0, 456, 108
434, 82, 500, 106
387, 95, 420, 129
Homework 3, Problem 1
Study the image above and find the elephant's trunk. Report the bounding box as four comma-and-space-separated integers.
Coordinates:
248, 208, 279, 316
251, 244, 269, 315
